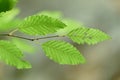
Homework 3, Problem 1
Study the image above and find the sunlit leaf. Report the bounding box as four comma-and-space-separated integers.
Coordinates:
56, 19, 84, 36
0, 40, 31, 69
38, 11, 62, 19
19, 15, 66, 35
42, 40, 85, 65
0, 9, 20, 31
11, 38, 35, 53
67, 27, 111, 45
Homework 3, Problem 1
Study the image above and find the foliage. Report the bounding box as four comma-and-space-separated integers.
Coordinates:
11, 38, 35, 53
0, 0, 17, 12
0, 40, 31, 69
0, 9, 20, 31
0, 0, 111, 69
19, 15, 66, 35
42, 40, 85, 65
67, 27, 111, 45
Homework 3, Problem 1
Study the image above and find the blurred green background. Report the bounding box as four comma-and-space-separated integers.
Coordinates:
0, 0, 120, 80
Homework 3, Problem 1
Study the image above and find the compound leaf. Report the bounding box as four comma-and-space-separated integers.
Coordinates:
19, 15, 66, 35
42, 40, 85, 65
0, 40, 31, 69
67, 27, 111, 45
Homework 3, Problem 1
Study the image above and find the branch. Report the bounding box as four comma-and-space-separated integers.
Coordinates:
0, 34, 65, 41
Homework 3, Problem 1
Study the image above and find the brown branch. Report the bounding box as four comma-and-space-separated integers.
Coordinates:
0, 34, 65, 41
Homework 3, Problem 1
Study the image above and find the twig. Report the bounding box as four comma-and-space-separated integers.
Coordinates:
0, 34, 65, 41
34, 35, 64, 40
9, 28, 19, 35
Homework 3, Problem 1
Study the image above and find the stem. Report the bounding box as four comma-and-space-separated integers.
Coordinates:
34, 35, 62, 40
9, 28, 19, 35
0, 34, 65, 41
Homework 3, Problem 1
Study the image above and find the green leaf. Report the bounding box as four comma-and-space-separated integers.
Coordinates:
67, 27, 111, 45
42, 40, 85, 65
11, 38, 35, 53
0, 0, 18, 12
19, 15, 66, 35
38, 11, 62, 19
56, 19, 84, 36
0, 40, 31, 69
0, 9, 20, 31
